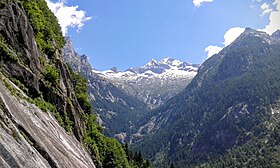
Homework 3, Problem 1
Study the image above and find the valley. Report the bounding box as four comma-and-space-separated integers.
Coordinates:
63, 38, 198, 143
0, 0, 280, 167
64, 27, 280, 167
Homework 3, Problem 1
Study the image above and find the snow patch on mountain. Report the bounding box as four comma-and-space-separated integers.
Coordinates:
93, 57, 198, 81
92, 57, 199, 108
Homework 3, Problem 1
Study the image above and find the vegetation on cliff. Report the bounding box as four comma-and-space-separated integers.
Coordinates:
132, 29, 280, 167
16, 0, 151, 167
22, 0, 64, 58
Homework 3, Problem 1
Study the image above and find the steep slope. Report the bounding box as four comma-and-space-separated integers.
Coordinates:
0, 75, 95, 168
133, 28, 280, 167
0, 1, 151, 168
63, 38, 150, 142
272, 29, 280, 39
0, 0, 94, 167
94, 58, 198, 108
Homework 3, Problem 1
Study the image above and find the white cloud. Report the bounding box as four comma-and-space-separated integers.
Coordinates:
193, 0, 214, 7
261, 0, 280, 35
45, 0, 92, 36
223, 27, 246, 46
205, 27, 245, 58
204, 45, 222, 58
260, 3, 273, 16
205, 0, 280, 58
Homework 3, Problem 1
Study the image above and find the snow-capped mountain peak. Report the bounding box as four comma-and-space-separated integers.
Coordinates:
94, 57, 198, 77
144, 59, 158, 67
92, 57, 199, 108
160, 57, 181, 66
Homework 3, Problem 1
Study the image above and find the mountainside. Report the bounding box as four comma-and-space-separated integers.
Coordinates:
0, 75, 95, 168
94, 58, 199, 108
63, 38, 150, 143
0, 0, 95, 167
133, 28, 280, 167
0, 1, 150, 167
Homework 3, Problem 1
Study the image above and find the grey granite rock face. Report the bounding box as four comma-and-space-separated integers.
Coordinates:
0, 78, 95, 168
62, 37, 150, 143
0, 0, 41, 96
62, 37, 92, 76
0, 1, 96, 167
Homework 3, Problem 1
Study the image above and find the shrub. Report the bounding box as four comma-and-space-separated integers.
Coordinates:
0, 43, 18, 63
22, 0, 64, 59
44, 64, 59, 85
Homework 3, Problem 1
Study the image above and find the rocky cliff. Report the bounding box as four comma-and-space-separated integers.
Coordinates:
0, 75, 95, 168
0, 0, 95, 167
0, 1, 151, 167
0, 0, 86, 141
63, 37, 150, 143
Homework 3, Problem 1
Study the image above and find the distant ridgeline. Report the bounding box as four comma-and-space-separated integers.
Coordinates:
0, 0, 150, 167
1, 0, 278, 167
62, 36, 199, 145
133, 28, 280, 167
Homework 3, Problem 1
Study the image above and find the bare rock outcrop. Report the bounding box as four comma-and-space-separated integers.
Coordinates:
0, 77, 95, 168
0, 0, 96, 167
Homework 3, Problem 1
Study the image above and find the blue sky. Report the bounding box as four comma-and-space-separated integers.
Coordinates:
46, 0, 280, 70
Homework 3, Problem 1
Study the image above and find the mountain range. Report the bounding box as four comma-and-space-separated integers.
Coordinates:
0, 1, 149, 167
93, 57, 198, 108
1, 0, 280, 167
63, 37, 198, 143
132, 28, 280, 167
63, 27, 280, 167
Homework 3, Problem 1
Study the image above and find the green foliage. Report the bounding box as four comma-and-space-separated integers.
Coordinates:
52, 109, 64, 128
0, 42, 18, 63
87, 73, 149, 141
21, 0, 64, 59
44, 64, 59, 85
68, 66, 92, 114
0, 2, 5, 9
84, 113, 129, 168
133, 31, 280, 167
67, 66, 152, 167
26, 96, 66, 129
198, 135, 280, 168
124, 144, 152, 168
68, 66, 140, 167
9, 78, 29, 93
83, 107, 151, 168
3, 78, 18, 96
27, 97, 64, 126
64, 114, 74, 133
33, 97, 56, 113
12, 0, 66, 128
19, 0, 150, 165
1, 74, 65, 128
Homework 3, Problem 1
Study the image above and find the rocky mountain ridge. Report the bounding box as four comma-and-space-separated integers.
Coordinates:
0, 0, 95, 167
0, 1, 150, 167
93, 57, 199, 108
62, 36, 199, 143
133, 28, 280, 167
62, 37, 150, 143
